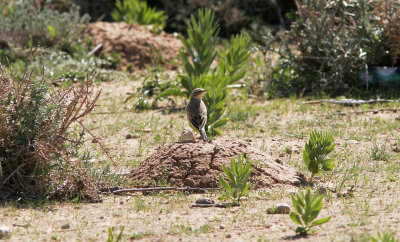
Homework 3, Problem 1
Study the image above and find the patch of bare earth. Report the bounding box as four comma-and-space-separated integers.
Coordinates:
86, 22, 182, 70
131, 139, 306, 189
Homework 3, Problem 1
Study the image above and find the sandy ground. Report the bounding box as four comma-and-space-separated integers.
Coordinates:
2, 79, 400, 241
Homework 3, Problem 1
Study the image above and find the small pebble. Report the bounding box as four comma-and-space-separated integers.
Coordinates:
195, 198, 215, 205
267, 203, 290, 214
318, 187, 327, 195
347, 140, 359, 144
219, 224, 225, 229
0, 226, 10, 238
61, 223, 70, 229
226, 234, 231, 238
126, 133, 140, 139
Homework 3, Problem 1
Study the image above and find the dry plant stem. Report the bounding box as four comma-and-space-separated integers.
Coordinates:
191, 203, 239, 208
77, 120, 113, 163
2, 163, 26, 185
113, 187, 221, 194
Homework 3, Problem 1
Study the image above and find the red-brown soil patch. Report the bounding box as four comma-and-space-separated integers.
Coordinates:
131, 139, 306, 189
86, 22, 182, 70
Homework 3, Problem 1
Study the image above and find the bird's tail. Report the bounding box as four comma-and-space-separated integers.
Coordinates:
200, 129, 207, 142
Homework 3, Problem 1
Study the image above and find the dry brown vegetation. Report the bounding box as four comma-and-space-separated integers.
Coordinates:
0, 68, 101, 201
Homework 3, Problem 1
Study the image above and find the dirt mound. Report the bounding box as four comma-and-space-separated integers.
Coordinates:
86, 22, 182, 70
131, 139, 306, 189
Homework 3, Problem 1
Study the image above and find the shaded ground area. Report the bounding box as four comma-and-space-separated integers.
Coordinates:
86, 22, 182, 70
131, 139, 306, 189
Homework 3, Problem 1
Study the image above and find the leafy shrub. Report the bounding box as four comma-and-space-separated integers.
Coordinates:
303, 130, 335, 181
111, 0, 166, 31
268, 0, 396, 97
179, 9, 251, 135
128, 66, 183, 110
38, 50, 119, 83
290, 187, 331, 235
218, 154, 252, 204
374, 0, 400, 67
0, 64, 101, 201
154, 0, 296, 41
0, 1, 89, 53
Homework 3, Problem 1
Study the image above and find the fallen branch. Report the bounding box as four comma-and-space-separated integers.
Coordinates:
191, 203, 239, 208
112, 187, 221, 194
335, 108, 400, 116
302, 99, 395, 106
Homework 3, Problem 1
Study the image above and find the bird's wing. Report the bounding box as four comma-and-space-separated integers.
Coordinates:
188, 113, 206, 131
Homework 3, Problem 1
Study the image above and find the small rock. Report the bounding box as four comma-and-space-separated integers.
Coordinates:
267, 203, 290, 214
143, 128, 151, 133
219, 224, 225, 229
226, 234, 232, 239
178, 128, 196, 142
245, 138, 252, 142
61, 223, 70, 229
373, 110, 379, 114
279, 153, 284, 157
0, 226, 10, 238
318, 187, 327, 195
275, 158, 282, 164
126, 133, 141, 139
195, 198, 215, 205
347, 140, 359, 145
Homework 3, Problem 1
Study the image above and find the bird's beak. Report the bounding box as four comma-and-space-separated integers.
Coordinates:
203, 89, 208, 93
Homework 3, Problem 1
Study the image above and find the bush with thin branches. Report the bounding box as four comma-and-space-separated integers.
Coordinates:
0, 63, 101, 201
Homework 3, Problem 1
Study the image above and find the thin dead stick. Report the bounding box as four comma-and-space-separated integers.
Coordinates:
77, 120, 114, 163
302, 99, 395, 105
113, 187, 221, 194
336, 108, 400, 116
191, 203, 239, 208
2, 163, 27, 185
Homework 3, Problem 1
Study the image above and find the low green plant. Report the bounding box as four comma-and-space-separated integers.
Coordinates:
107, 226, 124, 242
267, 0, 396, 97
218, 154, 252, 204
303, 130, 335, 181
290, 187, 331, 235
179, 9, 250, 135
126, 66, 184, 109
370, 232, 398, 242
0, 1, 89, 53
111, 0, 166, 31
370, 137, 391, 161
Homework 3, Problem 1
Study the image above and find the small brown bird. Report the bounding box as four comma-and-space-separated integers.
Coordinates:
185, 88, 208, 142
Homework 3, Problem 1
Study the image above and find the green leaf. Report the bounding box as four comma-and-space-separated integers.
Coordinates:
211, 118, 229, 128
290, 212, 303, 225
295, 226, 308, 235
218, 175, 232, 194
308, 159, 319, 174
47, 25, 56, 37
310, 216, 331, 227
